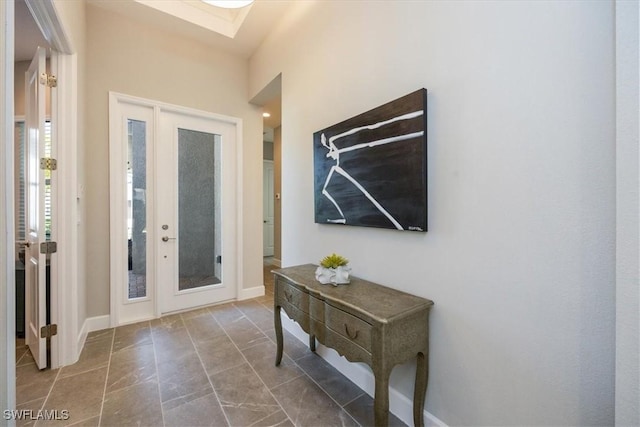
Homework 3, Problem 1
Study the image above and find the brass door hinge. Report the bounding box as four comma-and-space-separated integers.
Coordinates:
40, 324, 58, 339
40, 157, 57, 171
40, 241, 57, 254
39, 73, 57, 88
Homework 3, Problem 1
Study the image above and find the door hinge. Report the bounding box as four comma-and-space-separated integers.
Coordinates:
39, 72, 57, 88
40, 157, 57, 171
40, 241, 57, 254
40, 324, 58, 339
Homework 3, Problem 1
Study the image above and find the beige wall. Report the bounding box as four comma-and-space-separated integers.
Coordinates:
14, 61, 28, 117
250, 1, 615, 425
85, 4, 263, 317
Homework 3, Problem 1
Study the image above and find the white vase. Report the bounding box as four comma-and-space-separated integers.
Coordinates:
315, 265, 351, 286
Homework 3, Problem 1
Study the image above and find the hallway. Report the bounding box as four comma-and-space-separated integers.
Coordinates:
14, 263, 406, 426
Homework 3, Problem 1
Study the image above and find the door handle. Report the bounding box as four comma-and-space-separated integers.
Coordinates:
17, 240, 30, 248
161, 236, 176, 242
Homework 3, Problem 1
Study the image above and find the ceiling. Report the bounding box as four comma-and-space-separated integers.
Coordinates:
87, 0, 293, 59
15, 0, 284, 128
15, 0, 51, 61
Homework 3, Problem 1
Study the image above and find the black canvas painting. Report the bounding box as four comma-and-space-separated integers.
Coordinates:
313, 89, 427, 232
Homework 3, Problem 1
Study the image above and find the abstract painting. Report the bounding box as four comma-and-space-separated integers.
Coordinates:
313, 89, 427, 232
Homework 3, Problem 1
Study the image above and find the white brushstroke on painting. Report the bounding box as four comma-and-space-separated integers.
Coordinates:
320, 110, 424, 229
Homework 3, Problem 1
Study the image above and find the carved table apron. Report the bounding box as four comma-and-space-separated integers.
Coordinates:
273, 264, 434, 427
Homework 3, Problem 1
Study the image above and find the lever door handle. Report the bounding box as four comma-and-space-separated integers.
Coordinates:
162, 236, 176, 242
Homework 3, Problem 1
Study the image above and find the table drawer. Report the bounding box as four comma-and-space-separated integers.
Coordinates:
310, 295, 325, 321
324, 328, 371, 365
281, 301, 309, 333
325, 304, 372, 352
277, 279, 308, 313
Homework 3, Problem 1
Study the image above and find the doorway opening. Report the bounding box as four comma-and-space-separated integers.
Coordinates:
253, 74, 282, 269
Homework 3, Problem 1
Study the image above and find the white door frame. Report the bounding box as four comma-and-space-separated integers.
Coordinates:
263, 159, 274, 256
109, 92, 244, 326
22, 0, 79, 370
1, 0, 16, 416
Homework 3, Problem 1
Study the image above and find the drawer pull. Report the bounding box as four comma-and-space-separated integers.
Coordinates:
344, 324, 359, 340
284, 291, 293, 302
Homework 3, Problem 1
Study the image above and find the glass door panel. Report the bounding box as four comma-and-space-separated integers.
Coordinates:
127, 119, 147, 299
177, 129, 221, 291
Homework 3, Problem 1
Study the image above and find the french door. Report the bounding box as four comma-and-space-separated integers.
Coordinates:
110, 94, 239, 325
156, 111, 237, 313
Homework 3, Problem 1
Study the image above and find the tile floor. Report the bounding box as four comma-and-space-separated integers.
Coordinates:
14, 261, 406, 427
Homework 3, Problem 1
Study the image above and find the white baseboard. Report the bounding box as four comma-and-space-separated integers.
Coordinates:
76, 314, 111, 364
238, 285, 265, 301
281, 315, 447, 427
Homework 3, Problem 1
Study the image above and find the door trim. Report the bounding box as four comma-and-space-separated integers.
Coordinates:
109, 92, 244, 326
1, 0, 16, 415
24, 0, 78, 369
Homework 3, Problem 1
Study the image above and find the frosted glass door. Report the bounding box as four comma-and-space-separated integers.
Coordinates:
177, 128, 221, 291
157, 111, 237, 314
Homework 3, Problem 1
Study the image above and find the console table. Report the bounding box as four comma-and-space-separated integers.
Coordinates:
273, 264, 434, 427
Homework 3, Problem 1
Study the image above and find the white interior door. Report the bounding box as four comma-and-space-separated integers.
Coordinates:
263, 160, 274, 256
157, 111, 237, 314
24, 46, 47, 369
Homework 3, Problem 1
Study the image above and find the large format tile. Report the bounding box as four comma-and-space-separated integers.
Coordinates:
58, 337, 111, 379
209, 363, 281, 427
234, 300, 274, 331
16, 363, 59, 405
150, 313, 184, 333
343, 393, 407, 427
152, 325, 196, 364
249, 410, 293, 427
101, 380, 163, 427
112, 321, 152, 353
295, 353, 364, 406
66, 416, 99, 427
183, 311, 226, 344
194, 334, 245, 376
106, 342, 157, 394
221, 317, 270, 350
38, 367, 107, 426
209, 304, 246, 326
15, 397, 45, 427
263, 328, 313, 361
163, 391, 228, 427
16, 348, 35, 367
241, 341, 303, 390
156, 351, 213, 408
271, 376, 358, 427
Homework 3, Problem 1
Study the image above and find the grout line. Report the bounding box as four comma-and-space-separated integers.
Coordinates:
32, 361, 62, 427
20, 367, 60, 427
217, 314, 294, 426
238, 291, 364, 426
96, 329, 116, 427
229, 298, 362, 426
180, 311, 232, 427
147, 321, 166, 427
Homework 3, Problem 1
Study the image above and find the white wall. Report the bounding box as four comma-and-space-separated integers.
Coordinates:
84, 4, 263, 317
615, 1, 639, 425
250, 1, 616, 425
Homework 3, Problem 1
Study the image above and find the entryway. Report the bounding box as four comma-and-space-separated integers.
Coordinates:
109, 93, 242, 326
